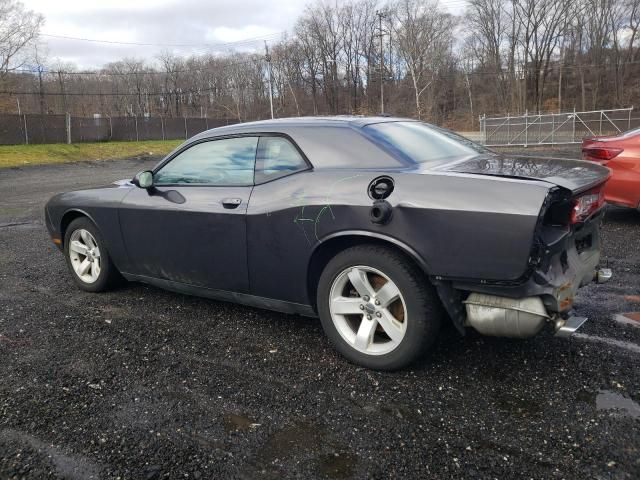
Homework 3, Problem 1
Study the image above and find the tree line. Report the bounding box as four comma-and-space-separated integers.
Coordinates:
1, 0, 640, 130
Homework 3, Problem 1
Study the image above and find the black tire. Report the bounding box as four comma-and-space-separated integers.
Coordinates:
317, 245, 444, 371
63, 217, 122, 292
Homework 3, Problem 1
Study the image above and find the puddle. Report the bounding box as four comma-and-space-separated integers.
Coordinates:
376, 403, 420, 422
259, 420, 324, 460
0, 429, 102, 479
596, 390, 640, 419
613, 312, 640, 328
223, 412, 256, 432
255, 421, 357, 479
576, 389, 640, 419
477, 439, 523, 457
576, 390, 594, 404
316, 452, 357, 479
494, 394, 542, 417
189, 432, 224, 450
573, 333, 640, 354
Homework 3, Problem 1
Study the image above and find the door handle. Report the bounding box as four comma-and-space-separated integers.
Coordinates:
222, 198, 242, 209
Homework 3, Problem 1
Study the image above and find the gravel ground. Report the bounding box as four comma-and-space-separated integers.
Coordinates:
0, 155, 639, 479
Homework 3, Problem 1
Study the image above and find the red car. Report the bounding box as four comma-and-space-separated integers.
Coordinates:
582, 129, 640, 210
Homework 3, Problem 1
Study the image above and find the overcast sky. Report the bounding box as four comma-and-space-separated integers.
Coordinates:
22, 0, 465, 70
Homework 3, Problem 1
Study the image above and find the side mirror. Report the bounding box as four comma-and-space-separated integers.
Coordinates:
133, 171, 154, 189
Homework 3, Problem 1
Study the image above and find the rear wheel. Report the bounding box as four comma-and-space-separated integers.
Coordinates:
64, 217, 121, 292
317, 245, 444, 370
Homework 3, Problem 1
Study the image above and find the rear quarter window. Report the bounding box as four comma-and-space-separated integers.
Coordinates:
364, 121, 489, 164
255, 136, 308, 183
284, 126, 404, 169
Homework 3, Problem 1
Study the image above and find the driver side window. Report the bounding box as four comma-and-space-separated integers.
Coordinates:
154, 137, 258, 186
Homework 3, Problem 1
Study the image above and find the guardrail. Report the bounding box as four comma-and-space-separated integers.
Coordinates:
479, 108, 635, 146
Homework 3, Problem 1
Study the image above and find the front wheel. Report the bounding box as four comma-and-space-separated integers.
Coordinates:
64, 217, 121, 292
317, 245, 444, 371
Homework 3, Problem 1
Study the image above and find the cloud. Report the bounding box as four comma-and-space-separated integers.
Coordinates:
22, 0, 305, 68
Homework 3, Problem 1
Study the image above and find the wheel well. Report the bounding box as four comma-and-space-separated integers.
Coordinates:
306, 235, 429, 312
60, 211, 87, 245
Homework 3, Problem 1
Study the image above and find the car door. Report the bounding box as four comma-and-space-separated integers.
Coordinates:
246, 135, 314, 303
119, 136, 257, 293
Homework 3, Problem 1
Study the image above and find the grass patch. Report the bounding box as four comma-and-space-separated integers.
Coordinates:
0, 140, 183, 169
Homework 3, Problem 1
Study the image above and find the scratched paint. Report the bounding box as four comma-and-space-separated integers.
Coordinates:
313, 174, 364, 241
291, 174, 365, 245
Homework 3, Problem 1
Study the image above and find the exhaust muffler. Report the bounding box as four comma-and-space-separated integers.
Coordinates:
463, 293, 549, 338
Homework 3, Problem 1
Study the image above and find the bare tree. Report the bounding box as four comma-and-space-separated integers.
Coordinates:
392, 0, 455, 119
0, 0, 43, 80
300, 2, 345, 114
465, 0, 511, 110
158, 52, 185, 117
340, 0, 378, 113
610, 0, 640, 105
513, 0, 574, 111
8, 0, 640, 131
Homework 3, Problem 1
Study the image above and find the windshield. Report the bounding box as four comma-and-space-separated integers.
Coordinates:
364, 121, 490, 164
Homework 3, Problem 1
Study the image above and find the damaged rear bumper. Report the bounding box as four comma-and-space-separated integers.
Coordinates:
450, 211, 609, 338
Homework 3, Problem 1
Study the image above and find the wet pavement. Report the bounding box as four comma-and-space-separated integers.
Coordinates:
0, 158, 639, 479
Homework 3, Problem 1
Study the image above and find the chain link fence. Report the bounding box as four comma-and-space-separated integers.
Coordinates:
479, 108, 637, 146
0, 114, 237, 145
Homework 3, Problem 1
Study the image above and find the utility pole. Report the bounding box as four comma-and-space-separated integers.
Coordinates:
557, 42, 564, 113
376, 10, 386, 115
37, 65, 46, 116
34, 46, 46, 116
264, 41, 274, 119
58, 70, 68, 115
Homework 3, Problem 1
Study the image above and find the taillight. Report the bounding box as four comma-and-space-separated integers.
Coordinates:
582, 147, 623, 163
570, 186, 605, 224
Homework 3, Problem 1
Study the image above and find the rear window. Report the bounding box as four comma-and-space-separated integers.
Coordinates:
364, 121, 489, 164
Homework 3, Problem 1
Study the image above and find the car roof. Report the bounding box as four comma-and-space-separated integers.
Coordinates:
192, 115, 417, 139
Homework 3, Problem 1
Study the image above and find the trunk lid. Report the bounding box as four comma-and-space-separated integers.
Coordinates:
433, 154, 610, 194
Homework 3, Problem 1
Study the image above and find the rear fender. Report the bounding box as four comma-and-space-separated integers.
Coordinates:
306, 230, 433, 312
313, 230, 431, 274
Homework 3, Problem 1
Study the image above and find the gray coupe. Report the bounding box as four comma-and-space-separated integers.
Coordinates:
45, 117, 612, 370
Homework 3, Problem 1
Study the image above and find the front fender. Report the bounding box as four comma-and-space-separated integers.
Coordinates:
44, 185, 133, 270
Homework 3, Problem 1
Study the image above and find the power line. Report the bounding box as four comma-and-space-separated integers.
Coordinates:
11, 57, 263, 77
1, 58, 272, 96
0, 87, 222, 97
461, 58, 640, 77
39, 31, 285, 49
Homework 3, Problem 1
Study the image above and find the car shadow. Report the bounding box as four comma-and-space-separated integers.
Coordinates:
604, 205, 640, 224
104, 276, 613, 377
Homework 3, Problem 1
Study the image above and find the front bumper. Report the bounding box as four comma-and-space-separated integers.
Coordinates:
44, 202, 64, 250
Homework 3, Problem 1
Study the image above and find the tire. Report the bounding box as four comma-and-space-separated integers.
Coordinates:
317, 245, 444, 371
63, 217, 121, 292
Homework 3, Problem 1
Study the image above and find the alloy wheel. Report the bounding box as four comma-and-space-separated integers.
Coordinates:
329, 265, 407, 355
68, 229, 101, 284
